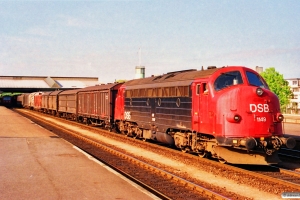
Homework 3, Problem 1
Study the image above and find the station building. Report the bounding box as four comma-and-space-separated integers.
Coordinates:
286, 78, 300, 114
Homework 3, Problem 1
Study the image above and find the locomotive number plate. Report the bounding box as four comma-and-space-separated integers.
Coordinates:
256, 116, 266, 122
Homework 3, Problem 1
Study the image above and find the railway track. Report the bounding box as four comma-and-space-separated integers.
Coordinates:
238, 164, 300, 189
259, 166, 300, 185
279, 148, 300, 160
15, 109, 300, 199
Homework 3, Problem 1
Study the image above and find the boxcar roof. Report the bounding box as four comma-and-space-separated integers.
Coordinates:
124, 67, 220, 89
59, 88, 81, 95
78, 83, 121, 92
42, 91, 53, 96
49, 90, 63, 96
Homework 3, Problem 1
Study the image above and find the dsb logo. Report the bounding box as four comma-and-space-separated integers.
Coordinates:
250, 104, 269, 113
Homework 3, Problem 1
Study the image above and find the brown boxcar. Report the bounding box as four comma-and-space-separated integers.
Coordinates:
48, 90, 63, 115
58, 89, 80, 119
22, 93, 30, 108
41, 91, 53, 112
28, 92, 39, 109
17, 94, 27, 107
77, 83, 122, 129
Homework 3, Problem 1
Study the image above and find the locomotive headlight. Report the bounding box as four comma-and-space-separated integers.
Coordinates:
226, 113, 242, 123
233, 114, 241, 122
276, 113, 284, 122
256, 87, 264, 96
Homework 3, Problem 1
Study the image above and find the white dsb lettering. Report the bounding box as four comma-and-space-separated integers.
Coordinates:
250, 104, 269, 113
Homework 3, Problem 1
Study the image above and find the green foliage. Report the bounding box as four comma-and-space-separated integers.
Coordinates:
0, 92, 21, 97
115, 79, 127, 83
260, 67, 292, 111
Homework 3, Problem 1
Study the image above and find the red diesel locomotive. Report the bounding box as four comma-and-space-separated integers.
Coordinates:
23, 66, 296, 165
114, 66, 295, 164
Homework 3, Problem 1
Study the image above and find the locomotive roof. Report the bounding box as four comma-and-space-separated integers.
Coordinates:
124, 67, 220, 89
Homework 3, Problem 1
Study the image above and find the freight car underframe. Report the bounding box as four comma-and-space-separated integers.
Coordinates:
56, 111, 114, 132
115, 120, 296, 165
77, 115, 113, 131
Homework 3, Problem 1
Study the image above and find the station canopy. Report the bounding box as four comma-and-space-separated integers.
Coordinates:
0, 76, 101, 93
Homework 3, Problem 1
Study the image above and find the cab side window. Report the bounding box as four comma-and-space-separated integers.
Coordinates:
214, 71, 243, 91
196, 84, 200, 95
203, 83, 208, 94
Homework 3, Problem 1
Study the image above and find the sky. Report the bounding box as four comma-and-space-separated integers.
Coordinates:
0, 0, 299, 83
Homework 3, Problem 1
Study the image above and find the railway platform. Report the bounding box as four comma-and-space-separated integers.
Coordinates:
283, 114, 300, 124
283, 115, 300, 139
0, 106, 158, 200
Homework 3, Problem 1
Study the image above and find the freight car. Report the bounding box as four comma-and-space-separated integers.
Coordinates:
36, 83, 121, 130
75, 83, 121, 129
27, 92, 43, 109
25, 66, 296, 165
41, 90, 63, 115
114, 66, 296, 164
17, 93, 27, 107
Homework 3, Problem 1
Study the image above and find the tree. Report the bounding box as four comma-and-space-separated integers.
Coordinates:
260, 67, 292, 112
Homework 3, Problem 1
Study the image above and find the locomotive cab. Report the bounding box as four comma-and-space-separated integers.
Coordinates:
207, 67, 296, 164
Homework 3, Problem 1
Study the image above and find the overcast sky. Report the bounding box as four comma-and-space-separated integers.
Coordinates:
0, 0, 299, 83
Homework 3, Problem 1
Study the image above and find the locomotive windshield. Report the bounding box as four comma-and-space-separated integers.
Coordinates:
246, 71, 268, 88
214, 71, 243, 91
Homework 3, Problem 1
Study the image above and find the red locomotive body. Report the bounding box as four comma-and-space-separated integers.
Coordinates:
114, 66, 295, 164
191, 67, 295, 164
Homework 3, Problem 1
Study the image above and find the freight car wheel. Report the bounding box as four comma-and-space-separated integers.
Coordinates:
218, 158, 227, 164
198, 151, 207, 158
181, 148, 190, 153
